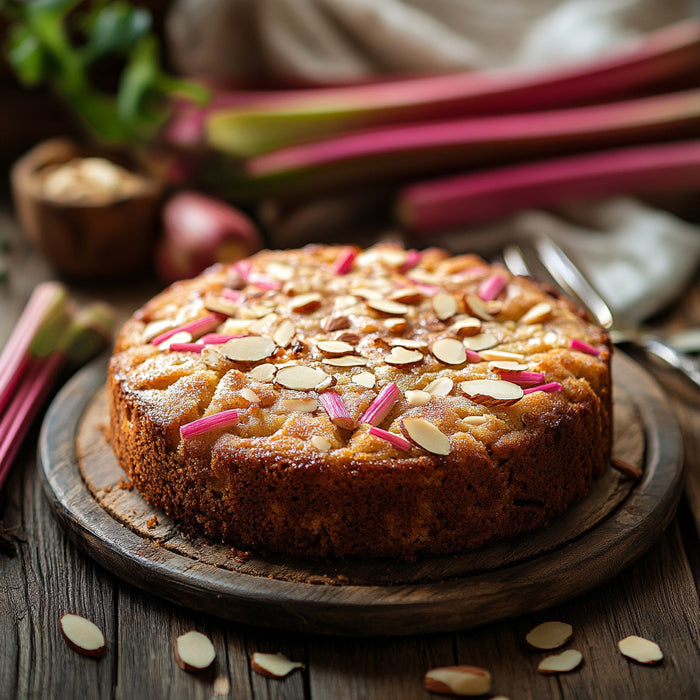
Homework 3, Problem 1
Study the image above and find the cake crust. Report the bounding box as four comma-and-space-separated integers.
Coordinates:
108, 243, 612, 559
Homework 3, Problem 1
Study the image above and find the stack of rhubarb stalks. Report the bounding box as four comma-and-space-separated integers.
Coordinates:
174, 19, 700, 234
0, 283, 114, 491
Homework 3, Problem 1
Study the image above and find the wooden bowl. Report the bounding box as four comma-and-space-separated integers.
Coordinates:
11, 138, 163, 281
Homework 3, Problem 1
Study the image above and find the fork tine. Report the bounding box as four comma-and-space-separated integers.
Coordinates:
531, 235, 615, 330
501, 244, 532, 278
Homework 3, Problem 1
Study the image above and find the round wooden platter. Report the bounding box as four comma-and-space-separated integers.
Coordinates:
39, 352, 683, 637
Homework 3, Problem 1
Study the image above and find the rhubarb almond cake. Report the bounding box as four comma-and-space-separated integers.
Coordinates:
108, 243, 612, 559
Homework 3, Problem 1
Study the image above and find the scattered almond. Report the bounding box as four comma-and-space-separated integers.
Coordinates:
462, 333, 498, 352
389, 338, 428, 349
221, 336, 276, 363
520, 302, 552, 324
158, 331, 193, 351
248, 363, 276, 382
618, 635, 663, 664
460, 415, 488, 426
526, 621, 573, 650
424, 665, 491, 697
290, 293, 322, 313
459, 379, 524, 406
431, 338, 467, 365
250, 652, 304, 679
405, 390, 431, 406
401, 417, 451, 455
336, 332, 360, 345
490, 361, 529, 372
317, 340, 355, 355
204, 297, 239, 317
276, 366, 330, 390
424, 377, 454, 396
213, 676, 230, 696
273, 319, 296, 348
59, 614, 107, 658
314, 374, 336, 391
323, 315, 350, 332
240, 388, 260, 404
367, 298, 411, 316
385, 346, 424, 366
479, 349, 526, 362
323, 355, 368, 367
385, 318, 408, 334
450, 317, 482, 337
352, 372, 376, 388
389, 287, 424, 304
464, 293, 494, 321
311, 435, 332, 452
433, 293, 459, 321
174, 631, 216, 672
537, 650, 583, 674
142, 319, 175, 343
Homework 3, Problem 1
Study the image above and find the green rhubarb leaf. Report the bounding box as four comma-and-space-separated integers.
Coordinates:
7, 29, 47, 86
80, 2, 152, 64
28, 285, 72, 359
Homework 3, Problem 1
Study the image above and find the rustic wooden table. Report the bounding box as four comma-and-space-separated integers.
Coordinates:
1, 202, 700, 700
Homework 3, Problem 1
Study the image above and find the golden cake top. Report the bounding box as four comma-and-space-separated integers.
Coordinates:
111, 243, 611, 463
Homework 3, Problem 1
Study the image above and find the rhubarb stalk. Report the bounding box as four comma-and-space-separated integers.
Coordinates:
398, 139, 700, 233
205, 19, 700, 158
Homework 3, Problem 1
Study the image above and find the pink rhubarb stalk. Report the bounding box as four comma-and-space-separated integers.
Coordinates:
359, 383, 401, 426
151, 313, 224, 346
569, 338, 602, 356
241, 89, 700, 197
199, 333, 244, 345
168, 343, 206, 353
498, 370, 546, 386
206, 19, 700, 158
466, 350, 483, 363
368, 426, 411, 452
222, 288, 245, 303
478, 273, 508, 301
332, 247, 357, 275
398, 249, 422, 273
180, 409, 239, 439
319, 391, 356, 430
399, 139, 700, 232
523, 382, 563, 394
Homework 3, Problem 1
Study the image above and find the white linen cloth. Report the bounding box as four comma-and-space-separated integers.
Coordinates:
167, 0, 700, 321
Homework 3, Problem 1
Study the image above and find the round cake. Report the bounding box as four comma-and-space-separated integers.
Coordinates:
108, 243, 612, 559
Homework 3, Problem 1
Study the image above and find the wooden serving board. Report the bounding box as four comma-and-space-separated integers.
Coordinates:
39, 353, 683, 636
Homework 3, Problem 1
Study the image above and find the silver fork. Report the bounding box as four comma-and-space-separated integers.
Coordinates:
502, 235, 700, 392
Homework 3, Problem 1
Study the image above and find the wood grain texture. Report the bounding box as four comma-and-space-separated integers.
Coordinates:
38, 352, 683, 636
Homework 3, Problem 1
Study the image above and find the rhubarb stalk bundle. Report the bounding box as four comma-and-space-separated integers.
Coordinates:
0, 285, 114, 492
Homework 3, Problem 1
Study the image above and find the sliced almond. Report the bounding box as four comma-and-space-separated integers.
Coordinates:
618, 635, 663, 664
336, 332, 360, 345
250, 652, 304, 679
221, 336, 276, 363
352, 372, 376, 389
158, 331, 192, 351
401, 417, 451, 455
351, 286, 383, 301
323, 315, 350, 332
462, 333, 498, 352
276, 365, 330, 391
290, 293, 322, 313
460, 415, 488, 426
405, 390, 431, 406
479, 349, 526, 362
239, 303, 276, 319
265, 261, 294, 281
282, 398, 318, 412
240, 388, 260, 404
521, 301, 553, 324
323, 355, 368, 367
431, 338, 467, 365
366, 298, 411, 316
538, 650, 583, 674
202, 345, 228, 371
273, 319, 296, 348
142, 319, 176, 343
423, 376, 454, 396
464, 293, 494, 321
213, 676, 230, 696
204, 297, 239, 317
220, 318, 253, 334
459, 379, 524, 406
249, 313, 279, 335
433, 293, 458, 321
526, 621, 573, 650
59, 614, 107, 658
315, 374, 337, 391
389, 337, 428, 349
384, 318, 408, 334
248, 363, 276, 382
424, 665, 491, 696
174, 631, 216, 672
389, 287, 424, 304
450, 317, 482, 337
385, 347, 424, 366
311, 435, 332, 452
317, 340, 355, 355
490, 360, 529, 372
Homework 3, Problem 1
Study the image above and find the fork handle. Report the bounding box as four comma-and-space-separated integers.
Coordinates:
629, 335, 700, 392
